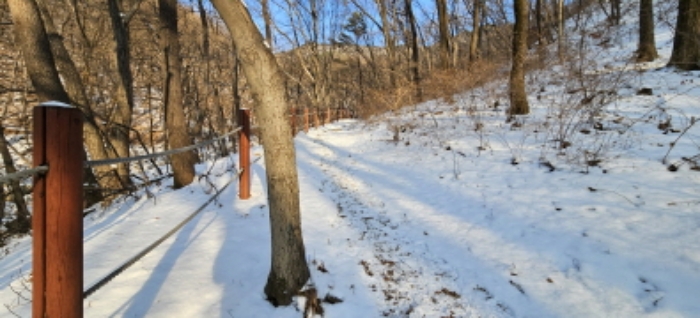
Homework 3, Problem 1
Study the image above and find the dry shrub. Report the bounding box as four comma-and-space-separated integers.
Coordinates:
358, 59, 506, 120
420, 61, 505, 104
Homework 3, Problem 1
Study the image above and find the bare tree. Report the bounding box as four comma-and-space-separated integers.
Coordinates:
6, 0, 70, 103
436, 0, 451, 69
469, 0, 483, 62
375, 0, 397, 86
405, 0, 422, 99
261, 0, 273, 49
636, 0, 658, 62
509, 0, 529, 116
159, 0, 197, 188
668, 0, 700, 70
106, 0, 137, 187
36, 0, 116, 205
557, 0, 565, 61
210, 0, 311, 306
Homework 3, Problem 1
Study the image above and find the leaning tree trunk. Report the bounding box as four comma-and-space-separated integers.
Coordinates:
159, 0, 197, 188
210, 0, 311, 306
668, 0, 700, 70
107, 0, 135, 188
636, 0, 658, 62
7, 0, 107, 209
7, 0, 70, 103
509, 0, 530, 116
36, 0, 116, 205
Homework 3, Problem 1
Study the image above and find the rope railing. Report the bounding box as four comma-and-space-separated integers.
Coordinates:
83, 152, 262, 299
86, 126, 242, 168
0, 166, 48, 185
0, 127, 241, 187
27, 104, 253, 318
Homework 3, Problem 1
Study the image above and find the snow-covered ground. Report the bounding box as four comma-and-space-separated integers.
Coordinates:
1, 0, 699, 317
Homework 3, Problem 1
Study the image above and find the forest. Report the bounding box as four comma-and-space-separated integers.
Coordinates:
0, 0, 699, 316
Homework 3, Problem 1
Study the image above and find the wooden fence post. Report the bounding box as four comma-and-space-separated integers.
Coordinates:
303, 107, 309, 133
238, 108, 251, 200
32, 102, 84, 318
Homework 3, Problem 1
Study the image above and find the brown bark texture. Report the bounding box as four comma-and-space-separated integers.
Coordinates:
509, 0, 530, 116
159, 0, 197, 188
210, 0, 311, 306
636, 0, 658, 62
436, 0, 451, 69
668, 0, 700, 70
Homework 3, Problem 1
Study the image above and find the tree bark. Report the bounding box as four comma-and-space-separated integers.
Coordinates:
436, 0, 451, 69
557, 0, 565, 61
509, 0, 530, 116
261, 0, 273, 50
405, 0, 422, 100
107, 0, 135, 187
210, 0, 311, 306
36, 0, 116, 205
8, 0, 109, 208
159, 0, 197, 188
7, 0, 69, 103
668, 0, 700, 70
375, 0, 397, 87
636, 0, 658, 62
469, 0, 482, 62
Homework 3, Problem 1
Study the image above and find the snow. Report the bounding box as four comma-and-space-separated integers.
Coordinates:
38, 101, 74, 108
2, 0, 700, 317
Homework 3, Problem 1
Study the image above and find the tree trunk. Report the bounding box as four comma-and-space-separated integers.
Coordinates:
668, 0, 700, 70
636, 0, 658, 62
436, 0, 451, 69
0, 124, 30, 233
611, 0, 621, 25
36, 0, 115, 205
7, 0, 70, 103
261, 0, 273, 50
107, 0, 135, 187
509, 0, 530, 116
557, 0, 565, 61
535, 0, 548, 62
405, 0, 422, 100
210, 0, 311, 306
469, 0, 482, 62
159, 0, 197, 188
375, 0, 397, 87
9, 0, 107, 210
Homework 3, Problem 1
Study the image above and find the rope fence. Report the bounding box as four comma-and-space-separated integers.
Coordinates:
3, 103, 348, 317
0, 127, 241, 185
85, 127, 242, 167
23, 104, 254, 318
0, 166, 48, 185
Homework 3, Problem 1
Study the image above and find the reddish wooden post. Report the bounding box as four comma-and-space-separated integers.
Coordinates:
33, 103, 84, 318
238, 109, 251, 200
314, 109, 320, 128
303, 107, 309, 133
326, 107, 331, 124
